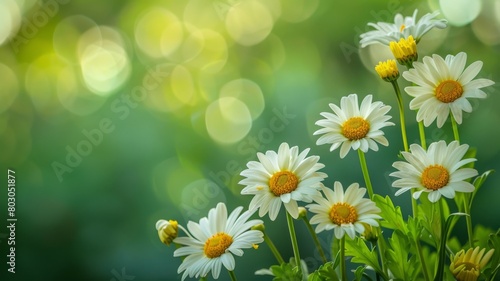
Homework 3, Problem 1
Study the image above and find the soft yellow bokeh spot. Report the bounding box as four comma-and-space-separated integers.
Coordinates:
225, 0, 274, 46
220, 79, 265, 120
135, 7, 184, 58
205, 97, 252, 144
280, 0, 319, 23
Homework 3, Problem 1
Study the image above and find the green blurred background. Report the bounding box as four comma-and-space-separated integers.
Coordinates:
1, 0, 500, 280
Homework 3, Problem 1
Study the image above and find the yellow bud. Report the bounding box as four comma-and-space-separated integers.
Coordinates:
389, 35, 418, 68
156, 219, 178, 246
375, 59, 399, 82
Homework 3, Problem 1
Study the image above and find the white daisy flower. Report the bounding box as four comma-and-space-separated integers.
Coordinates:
314, 94, 394, 159
390, 140, 478, 203
402, 52, 495, 128
173, 203, 264, 280
239, 142, 327, 221
360, 9, 447, 47
306, 182, 381, 239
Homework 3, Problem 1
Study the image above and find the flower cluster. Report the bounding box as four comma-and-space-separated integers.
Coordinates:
155, 8, 498, 281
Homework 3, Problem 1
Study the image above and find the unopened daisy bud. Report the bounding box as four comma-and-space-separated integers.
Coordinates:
251, 223, 265, 232
449, 247, 495, 281
298, 207, 308, 218
390, 35, 418, 68
156, 219, 178, 246
361, 223, 378, 243
375, 59, 399, 82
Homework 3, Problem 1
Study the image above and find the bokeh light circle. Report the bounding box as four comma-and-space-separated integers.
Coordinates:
225, 0, 274, 46
280, 0, 319, 23
0, 0, 21, 46
219, 79, 265, 120
439, 0, 482, 26
205, 97, 252, 144
53, 15, 99, 64
170, 65, 195, 106
0, 63, 19, 113
78, 26, 131, 96
134, 7, 184, 58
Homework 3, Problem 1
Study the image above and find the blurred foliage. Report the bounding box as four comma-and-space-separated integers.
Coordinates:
1, 0, 499, 280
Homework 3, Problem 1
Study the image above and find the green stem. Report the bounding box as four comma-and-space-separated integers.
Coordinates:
450, 114, 460, 144
391, 80, 418, 218
450, 115, 472, 246
434, 199, 447, 281
263, 232, 285, 264
391, 80, 409, 152
358, 150, 388, 276
358, 150, 374, 199
301, 215, 328, 263
415, 238, 431, 281
286, 212, 302, 278
340, 236, 347, 281
228, 270, 237, 281
418, 121, 427, 149
464, 196, 474, 247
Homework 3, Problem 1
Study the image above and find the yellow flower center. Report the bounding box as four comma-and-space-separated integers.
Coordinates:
329, 203, 358, 225
269, 171, 299, 196
375, 59, 399, 82
435, 80, 463, 103
204, 232, 233, 258
342, 117, 370, 140
421, 165, 449, 190
389, 35, 418, 66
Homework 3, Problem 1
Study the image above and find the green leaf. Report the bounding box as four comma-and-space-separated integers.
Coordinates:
345, 236, 386, 279
307, 262, 338, 281
271, 262, 301, 281
385, 230, 411, 280
372, 195, 407, 232
485, 229, 500, 281
418, 194, 442, 248
434, 212, 468, 281
353, 266, 368, 281
470, 169, 494, 208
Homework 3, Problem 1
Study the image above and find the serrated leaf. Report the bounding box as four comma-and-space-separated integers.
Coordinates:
373, 195, 407, 232
486, 229, 500, 281
353, 266, 366, 281
345, 236, 385, 278
307, 262, 338, 281
417, 194, 442, 248
271, 262, 301, 281
386, 230, 411, 280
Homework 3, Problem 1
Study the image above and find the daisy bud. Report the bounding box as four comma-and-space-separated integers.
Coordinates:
390, 35, 418, 68
361, 223, 378, 244
449, 247, 495, 281
375, 59, 399, 82
298, 207, 308, 218
156, 219, 178, 246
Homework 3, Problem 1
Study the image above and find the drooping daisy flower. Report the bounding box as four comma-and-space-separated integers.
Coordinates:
390, 140, 478, 202
314, 94, 394, 159
173, 203, 264, 280
156, 219, 179, 246
402, 52, 495, 128
306, 182, 381, 239
449, 247, 495, 281
360, 9, 447, 47
239, 142, 327, 221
